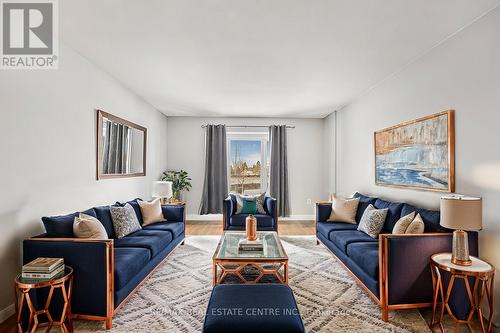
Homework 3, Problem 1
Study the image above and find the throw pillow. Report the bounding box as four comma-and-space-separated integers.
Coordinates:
392, 211, 416, 234
73, 213, 108, 240
110, 203, 142, 238
241, 198, 258, 214
327, 196, 360, 224
235, 193, 266, 214
405, 213, 425, 234
357, 204, 388, 238
138, 198, 164, 225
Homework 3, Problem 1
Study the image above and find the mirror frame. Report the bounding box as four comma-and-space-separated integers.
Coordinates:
96, 109, 147, 180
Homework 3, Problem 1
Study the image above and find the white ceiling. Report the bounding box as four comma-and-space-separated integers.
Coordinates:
61, 0, 500, 118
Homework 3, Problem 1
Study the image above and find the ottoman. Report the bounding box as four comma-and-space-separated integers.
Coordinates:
203, 284, 305, 333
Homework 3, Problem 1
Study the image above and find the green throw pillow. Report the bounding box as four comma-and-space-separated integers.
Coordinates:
241, 199, 257, 214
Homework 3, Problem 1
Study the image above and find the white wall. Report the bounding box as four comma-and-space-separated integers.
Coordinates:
0, 44, 168, 319
166, 117, 327, 218
322, 112, 336, 197
334, 7, 500, 325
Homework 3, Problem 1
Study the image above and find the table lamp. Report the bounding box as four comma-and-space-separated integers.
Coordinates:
440, 196, 482, 266
152, 181, 173, 204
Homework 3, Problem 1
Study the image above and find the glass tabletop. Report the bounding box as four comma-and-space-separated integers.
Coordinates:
215, 231, 287, 259
16, 265, 73, 287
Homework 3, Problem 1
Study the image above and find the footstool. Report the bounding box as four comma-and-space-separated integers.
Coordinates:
203, 284, 305, 333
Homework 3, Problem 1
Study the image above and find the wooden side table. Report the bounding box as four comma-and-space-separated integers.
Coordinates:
430, 253, 495, 333
14, 266, 74, 333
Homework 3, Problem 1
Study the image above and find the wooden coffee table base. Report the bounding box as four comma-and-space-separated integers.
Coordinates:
213, 260, 288, 285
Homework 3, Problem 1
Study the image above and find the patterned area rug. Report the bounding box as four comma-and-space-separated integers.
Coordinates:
75, 236, 430, 332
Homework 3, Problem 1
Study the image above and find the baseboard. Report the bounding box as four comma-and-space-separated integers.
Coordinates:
186, 214, 315, 221
0, 303, 14, 324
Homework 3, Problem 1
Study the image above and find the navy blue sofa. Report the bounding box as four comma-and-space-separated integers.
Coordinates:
316, 192, 478, 322
223, 194, 278, 231
23, 199, 185, 329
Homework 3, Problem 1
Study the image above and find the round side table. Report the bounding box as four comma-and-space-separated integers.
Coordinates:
430, 253, 495, 333
14, 265, 74, 333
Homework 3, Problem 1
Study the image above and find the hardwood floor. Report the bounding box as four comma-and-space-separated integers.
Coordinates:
186, 219, 315, 236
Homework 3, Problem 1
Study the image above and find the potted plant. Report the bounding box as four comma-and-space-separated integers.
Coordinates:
160, 170, 192, 203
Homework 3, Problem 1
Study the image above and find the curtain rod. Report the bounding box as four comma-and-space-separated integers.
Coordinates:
201, 124, 295, 129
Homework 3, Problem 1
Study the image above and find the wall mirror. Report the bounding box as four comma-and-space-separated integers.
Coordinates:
96, 110, 147, 180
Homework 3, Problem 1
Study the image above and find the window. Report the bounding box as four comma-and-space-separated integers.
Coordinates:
227, 132, 269, 195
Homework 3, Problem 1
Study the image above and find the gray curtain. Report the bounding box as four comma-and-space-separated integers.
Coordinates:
269, 125, 290, 217
199, 125, 228, 214
103, 121, 130, 174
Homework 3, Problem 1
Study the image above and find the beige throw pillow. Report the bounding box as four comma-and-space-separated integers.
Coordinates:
327, 197, 360, 224
406, 213, 425, 234
138, 198, 164, 225
73, 213, 108, 239
392, 211, 416, 234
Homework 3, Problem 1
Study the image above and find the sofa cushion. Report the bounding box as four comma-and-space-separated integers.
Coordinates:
115, 199, 145, 224
94, 205, 117, 238
353, 192, 378, 223
400, 204, 446, 232
229, 214, 273, 228
374, 199, 404, 232
114, 247, 151, 290
42, 208, 97, 237
327, 197, 359, 224
143, 222, 184, 239
114, 230, 173, 257
357, 204, 388, 238
138, 199, 164, 226
346, 242, 379, 279
110, 204, 142, 239
203, 284, 305, 333
329, 230, 378, 254
316, 221, 358, 239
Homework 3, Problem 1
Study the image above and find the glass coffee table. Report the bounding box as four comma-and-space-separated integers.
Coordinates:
212, 231, 288, 285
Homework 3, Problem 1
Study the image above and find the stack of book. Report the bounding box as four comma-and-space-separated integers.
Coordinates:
22, 257, 64, 281
238, 239, 264, 253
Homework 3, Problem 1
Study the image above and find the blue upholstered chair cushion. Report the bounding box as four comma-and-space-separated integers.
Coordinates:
316, 221, 358, 239
329, 230, 378, 254
203, 284, 305, 333
346, 242, 379, 279
229, 214, 273, 228
42, 208, 97, 237
114, 247, 151, 290
374, 198, 404, 232
353, 192, 378, 223
400, 204, 446, 232
114, 229, 173, 257
143, 222, 184, 239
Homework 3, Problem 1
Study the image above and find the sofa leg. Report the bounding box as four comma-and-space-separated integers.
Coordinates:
106, 317, 113, 330
181, 240, 185, 245
381, 307, 389, 322
316, 239, 319, 245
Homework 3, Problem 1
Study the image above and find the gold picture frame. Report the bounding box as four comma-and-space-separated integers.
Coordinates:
374, 110, 455, 192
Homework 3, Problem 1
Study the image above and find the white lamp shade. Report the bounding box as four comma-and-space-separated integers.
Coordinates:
440, 196, 482, 231
152, 181, 173, 198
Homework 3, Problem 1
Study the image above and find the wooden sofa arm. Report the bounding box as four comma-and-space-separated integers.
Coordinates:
23, 237, 114, 324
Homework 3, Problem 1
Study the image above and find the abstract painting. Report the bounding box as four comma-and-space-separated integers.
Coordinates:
374, 110, 455, 192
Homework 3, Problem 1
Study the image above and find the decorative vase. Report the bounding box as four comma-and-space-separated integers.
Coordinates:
245, 215, 257, 241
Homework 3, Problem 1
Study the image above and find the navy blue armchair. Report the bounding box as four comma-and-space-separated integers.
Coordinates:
223, 195, 278, 231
